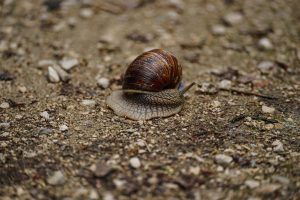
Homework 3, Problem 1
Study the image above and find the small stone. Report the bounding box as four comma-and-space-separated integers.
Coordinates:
129, 157, 141, 169
80, 8, 94, 18
255, 183, 281, 194
97, 77, 110, 89
271, 175, 290, 185
59, 58, 79, 71
93, 160, 114, 177
258, 38, 273, 50
245, 180, 260, 189
40, 111, 50, 120
218, 80, 232, 89
89, 189, 99, 200
211, 24, 226, 35
103, 193, 114, 200
59, 124, 68, 132
223, 12, 243, 26
189, 166, 200, 175
47, 170, 65, 185
257, 61, 274, 72
265, 124, 274, 130
0, 122, 10, 130
215, 154, 233, 165
18, 86, 27, 93
48, 66, 60, 83
272, 140, 284, 152
38, 127, 53, 134
81, 100, 96, 107
52, 65, 71, 82
113, 179, 126, 190
262, 105, 275, 114
38, 59, 56, 68
212, 100, 221, 108
0, 102, 10, 109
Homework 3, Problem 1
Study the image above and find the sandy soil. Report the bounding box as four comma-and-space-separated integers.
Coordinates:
0, 0, 300, 199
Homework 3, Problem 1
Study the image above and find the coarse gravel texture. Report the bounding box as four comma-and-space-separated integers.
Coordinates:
0, 0, 300, 199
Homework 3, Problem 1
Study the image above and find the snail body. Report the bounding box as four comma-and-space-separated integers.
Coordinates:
106, 49, 194, 120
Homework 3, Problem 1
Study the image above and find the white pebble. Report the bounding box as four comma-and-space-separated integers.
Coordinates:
211, 24, 226, 35
223, 12, 243, 25
47, 170, 65, 185
262, 105, 275, 114
272, 140, 284, 152
257, 61, 274, 72
80, 8, 94, 19
218, 80, 232, 89
0, 102, 10, 109
40, 111, 50, 120
245, 180, 260, 189
52, 65, 71, 82
48, 66, 60, 83
38, 59, 55, 68
215, 154, 233, 165
129, 157, 141, 169
59, 58, 79, 71
59, 124, 69, 132
81, 99, 96, 107
258, 38, 273, 50
97, 77, 110, 89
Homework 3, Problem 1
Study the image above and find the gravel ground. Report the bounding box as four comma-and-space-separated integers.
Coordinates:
0, 0, 300, 199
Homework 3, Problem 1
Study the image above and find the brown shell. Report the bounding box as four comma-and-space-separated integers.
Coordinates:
122, 49, 182, 92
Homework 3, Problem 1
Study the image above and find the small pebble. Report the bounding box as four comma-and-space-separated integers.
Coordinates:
215, 154, 233, 165
59, 58, 79, 71
52, 65, 71, 82
271, 175, 290, 185
218, 80, 232, 89
89, 190, 99, 200
245, 180, 260, 189
47, 170, 65, 185
80, 8, 94, 19
59, 124, 69, 132
272, 140, 284, 152
129, 157, 141, 169
257, 61, 274, 72
255, 183, 281, 194
48, 66, 60, 83
97, 77, 110, 89
38, 127, 53, 134
103, 193, 115, 200
40, 111, 50, 120
38, 59, 55, 68
262, 105, 275, 114
258, 38, 273, 50
0, 122, 10, 130
18, 86, 27, 93
0, 102, 10, 109
223, 12, 243, 25
211, 24, 226, 35
81, 99, 96, 107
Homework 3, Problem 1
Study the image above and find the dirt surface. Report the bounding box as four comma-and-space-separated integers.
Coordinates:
1, 0, 300, 199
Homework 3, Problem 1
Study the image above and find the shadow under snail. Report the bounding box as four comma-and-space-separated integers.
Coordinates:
106, 49, 195, 120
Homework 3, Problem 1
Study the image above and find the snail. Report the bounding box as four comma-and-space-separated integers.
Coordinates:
106, 49, 195, 120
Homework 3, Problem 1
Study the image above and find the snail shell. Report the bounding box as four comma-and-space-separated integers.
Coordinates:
106, 49, 194, 120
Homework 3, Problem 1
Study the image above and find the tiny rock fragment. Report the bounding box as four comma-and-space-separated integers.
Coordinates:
0, 102, 10, 109
218, 80, 232, 89
223, 12, 243, 26
215, 154, 233, 165
255, 183, 281, 194
40, 111, 50, 120
129, 157, 141, 169
0, 122, 10, 130
47, 170, 65, 185
81, 99, 96, 107
262, 105, 275, 114
272, 140, 284, 152
59, 124, 68, 132
48, 66, 60, 83
271, 175, 290, 185
59, 58, 79, 71
93, 160, 114, 177
80, 8, 94, 19
89, 189, 99, 200
211, 24, 226, 35
17, 86, 27, 93
257, 61, 274, 72
97, 77, 110, 89
245, 180, 260, 189
103, 192, 115, 200
38, 59, 56, 68
52, 65, 71, 82
258, 38, 273, 50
